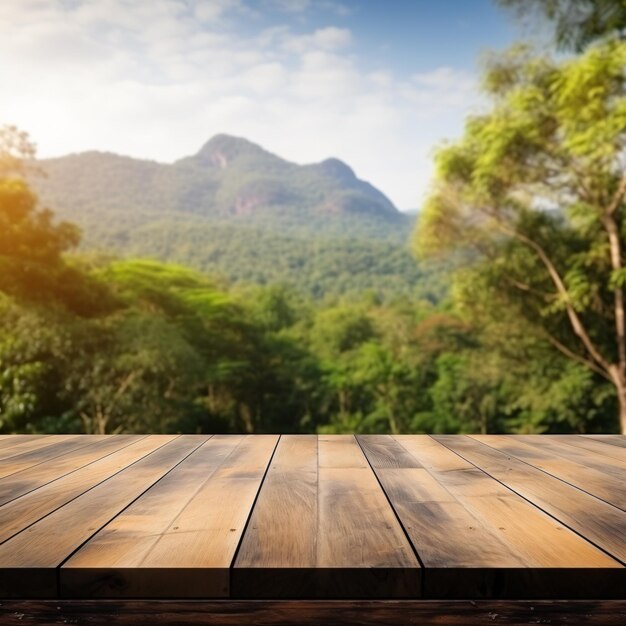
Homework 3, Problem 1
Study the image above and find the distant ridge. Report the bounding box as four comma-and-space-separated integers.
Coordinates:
36, 134, 402, 222
31, 135, 432, 299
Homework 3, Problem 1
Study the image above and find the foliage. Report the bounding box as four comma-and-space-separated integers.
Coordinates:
414, 40, 626, 432
3, 43, 626, 439
497, 0, 626, 51
28, 135, 430, 300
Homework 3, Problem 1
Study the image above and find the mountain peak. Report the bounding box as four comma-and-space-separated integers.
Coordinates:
196, 134, 271, 168
317, 157, 355, 181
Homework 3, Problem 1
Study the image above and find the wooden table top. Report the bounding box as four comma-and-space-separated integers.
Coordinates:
0, 434, 624, 600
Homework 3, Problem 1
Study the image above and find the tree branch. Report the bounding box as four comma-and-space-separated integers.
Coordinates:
544, 333, 612, 381
504, 276, 555, 299
606, 170, 626, 216
494, 219, 613, 375
601, 212, 626, 378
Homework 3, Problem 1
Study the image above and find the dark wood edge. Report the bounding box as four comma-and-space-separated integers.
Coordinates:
1, 600, 626, 625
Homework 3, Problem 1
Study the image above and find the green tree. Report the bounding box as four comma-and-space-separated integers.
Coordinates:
65, 310, 204, 434
414, 41, 626, 433
0, 297, 75, 432
498, 0, 626, 51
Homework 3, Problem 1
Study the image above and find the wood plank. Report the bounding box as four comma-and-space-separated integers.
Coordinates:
561, 436, 626, 463
0, 435, 142, 506
0, 434, 622, 604
60, 435, 248, 597
317, 434, 368, 468
0, 435, 206, 598
392, 435, 622, 598
64, 435, 279, 598
361, 436, 527, 597
0, 435, 166, 544
233, 435, 317, 597
587, 435, 626, 449
472, 435, 626, 510
233, 435, 421, 599
0, 434, 77, 461
357, 435, 421, 468
545, 436, 626, 469
434, 436, 626, 567
299, 434, 420, 593
0, 435, 110, 480
0, 434, 45, 450
2, 600, 626, 626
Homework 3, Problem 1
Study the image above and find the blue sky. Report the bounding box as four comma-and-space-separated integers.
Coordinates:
251, 0, 518, 73
0, 0, 526, 209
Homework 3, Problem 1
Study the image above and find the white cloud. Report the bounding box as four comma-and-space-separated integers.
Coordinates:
281, 26, 352, 53
0, 0, 482, 209
194, 0, 246, 22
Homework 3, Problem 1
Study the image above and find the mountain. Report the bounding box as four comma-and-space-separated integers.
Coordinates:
32, 135, 437, 299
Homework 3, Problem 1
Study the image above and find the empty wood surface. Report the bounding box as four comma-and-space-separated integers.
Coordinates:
233, 435, 421, 598
0, 435, 143, 506
0, 434, 623, 601
435, 435, 626, 564
63, 435, 277, 598
0, 434, 74, 461
0, 435, 167, 545
0, 436, 108, 480
390, 435, 622, 597
0, 435, 45, 451
0, 435, 206, 598
470, 434, 626, 510
556, 435, 626, 463
588, 435, 626, 448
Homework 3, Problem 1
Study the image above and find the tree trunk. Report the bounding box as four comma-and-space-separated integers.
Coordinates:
239, 404, 255, 433
615, 378, 626, 435
387, 406, 399, 435
607, 364, 626, 434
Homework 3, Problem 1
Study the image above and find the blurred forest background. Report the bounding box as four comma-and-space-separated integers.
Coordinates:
2, 0, 626, 435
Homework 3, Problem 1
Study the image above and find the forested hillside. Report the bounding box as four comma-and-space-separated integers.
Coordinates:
32, 135, 429, 299
1, 119, 620, 435
4, 11, 626, 435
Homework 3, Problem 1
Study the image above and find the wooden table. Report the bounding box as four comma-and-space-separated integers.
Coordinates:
0, 434, 624, 625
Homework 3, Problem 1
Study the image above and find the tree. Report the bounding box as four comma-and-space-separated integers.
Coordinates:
0, 126, 110, 315
0, 125, 36, 179
414, 41, 626, 433
65, 310, 204, 434
0, 296, 76, 432
497, 0, 626, 51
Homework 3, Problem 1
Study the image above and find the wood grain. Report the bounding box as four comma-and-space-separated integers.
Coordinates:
0, 435, 111, 479
0, 435, 167, 544
362, 436, 526, 597
563, 436, 626, 462
61, 435, 249, 597
0, 435, 45, 450
0, 436, 112, 480
234, 435, 421, 598
0, 435, 623, 603
357, 435, 421, 469
472, 435, 626, 510
435, 435, 626, 566
0, 435, 204, 598
63, 435, 279, 598
1, 600, 626, 626
0, 435, 142, 506
394, 435, 623, 598
588, 435, 626, 448
0, 435, 75, 461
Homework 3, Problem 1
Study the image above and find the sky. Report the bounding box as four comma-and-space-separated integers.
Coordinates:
0, 0, 525, 210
